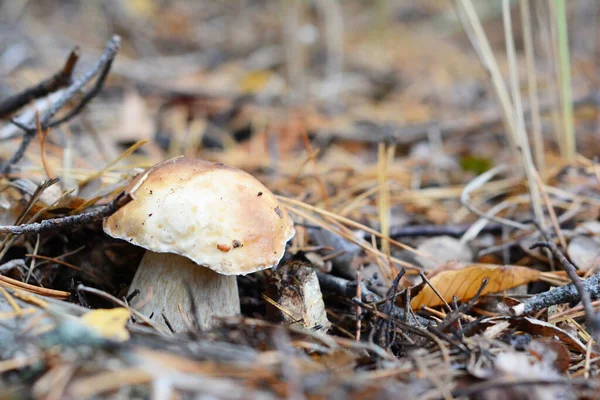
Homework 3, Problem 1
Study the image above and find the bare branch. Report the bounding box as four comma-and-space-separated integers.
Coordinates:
0, 192, 131, 235
1, 35, 121, 174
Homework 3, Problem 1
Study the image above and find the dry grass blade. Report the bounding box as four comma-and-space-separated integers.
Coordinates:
453, 0, 518, 159
0, 275, 70, 299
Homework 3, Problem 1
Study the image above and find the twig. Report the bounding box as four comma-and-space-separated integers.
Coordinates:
512, 273, 600, 316
1, 35, 121, 174
437, 278, 488, 332
512, 226, 600, 330
316, 271, 380, 303
0, 48, 79, 118
460, 164, 528, 230
388, 222, 505, 238
47, 53, 115, 128
376, 270, 405, 347
76, 284, 170, 335
355, 264, 363, 341
0, 192, 131, 235
316, 271, 429, 325
0, 275, 69, 299
529, 241, 600, 332
418, 270, 452, 313
0, 259, 26, 273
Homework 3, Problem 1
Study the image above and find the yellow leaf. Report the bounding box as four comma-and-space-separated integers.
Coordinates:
410, 264, 541, 309
240, 70, 272, 93
124, 0, 157, 17
80, 308, 131, 342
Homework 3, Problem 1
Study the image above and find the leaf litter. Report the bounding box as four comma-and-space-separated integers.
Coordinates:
0, 1, 600, 399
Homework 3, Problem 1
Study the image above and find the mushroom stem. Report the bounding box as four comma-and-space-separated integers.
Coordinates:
128, 251, 240, 332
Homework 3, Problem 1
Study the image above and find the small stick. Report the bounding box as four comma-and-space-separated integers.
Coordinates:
376, 270, 405, 347
529, 241, 600, 332
512, 273, 600, 316
355, 264, 363, 341
0, 259, 26, 273
0, 192, 131, 235
317, 271, 429, 325
419, 270, 453, 313
0, 275, 69, 299
387, 222, 506, 238
76, 284, 170, 335
437, 278, 488, 332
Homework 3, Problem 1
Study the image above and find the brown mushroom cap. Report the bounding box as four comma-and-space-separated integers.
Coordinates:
103, 157, 295, 275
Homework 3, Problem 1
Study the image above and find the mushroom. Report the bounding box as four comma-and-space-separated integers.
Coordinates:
103, 157, 295, 331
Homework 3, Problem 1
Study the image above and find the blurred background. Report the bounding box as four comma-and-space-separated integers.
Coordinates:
2, 0, 599, 173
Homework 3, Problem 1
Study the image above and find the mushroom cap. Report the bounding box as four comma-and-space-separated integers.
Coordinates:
103, 157, 295, 275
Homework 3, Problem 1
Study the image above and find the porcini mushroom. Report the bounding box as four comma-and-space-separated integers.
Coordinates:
103, 157, 295, 331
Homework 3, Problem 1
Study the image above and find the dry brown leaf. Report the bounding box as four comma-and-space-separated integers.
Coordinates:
516, 317, 589, 355
410, 264, 541, 309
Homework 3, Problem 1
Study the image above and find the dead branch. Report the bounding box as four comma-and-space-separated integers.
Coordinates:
436, 278, 488, 333
511, 265, 600, 319
0, 192, 131, 235
527, 241, 600, 332
1, 35, 121, 174
317, 271, 429, 325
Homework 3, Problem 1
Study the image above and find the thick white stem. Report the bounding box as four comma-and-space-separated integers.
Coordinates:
128, 251, 240, 332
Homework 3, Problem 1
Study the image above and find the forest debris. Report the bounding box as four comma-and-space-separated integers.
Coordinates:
528, 338, 571, 373
410, 264, 541, 309
0, 191, 132, 235
483, 352, 573, 400
1, 2, 600, 397
511, 270, 600, 318
1, 35, 122, 174
80, 308, 131, 342
309, 227, 362, 278
273, 261, 330, 332
0, 275, 70, 299
529, 241, 600, 334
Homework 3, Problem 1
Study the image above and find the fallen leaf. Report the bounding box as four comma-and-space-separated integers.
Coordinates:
240, 70, 272, 93
476, 316, 590, 356
528, 338, 571, 373
80, 308, 131, 342
410, 264, 541, 309
490, 352, 569, 399
516, 317, 589, 355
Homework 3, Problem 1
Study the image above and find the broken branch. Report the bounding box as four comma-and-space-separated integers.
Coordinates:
1, 35, 121, 174
0, 192, 131, 236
